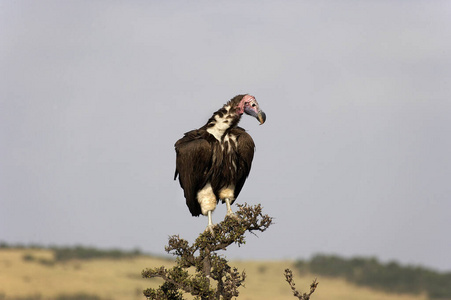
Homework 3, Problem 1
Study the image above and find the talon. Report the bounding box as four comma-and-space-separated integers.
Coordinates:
204, 210, 215, 236
205, 224, 216, 236
224, 198, 241, 221
225, 211, 241, 221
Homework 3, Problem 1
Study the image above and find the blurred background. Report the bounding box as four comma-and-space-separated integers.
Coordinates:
1, 0, 451, 276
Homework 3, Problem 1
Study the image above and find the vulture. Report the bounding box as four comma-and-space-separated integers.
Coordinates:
174, 94, 266, 232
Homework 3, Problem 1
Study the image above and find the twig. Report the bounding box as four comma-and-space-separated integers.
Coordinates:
284, 268, 318, 300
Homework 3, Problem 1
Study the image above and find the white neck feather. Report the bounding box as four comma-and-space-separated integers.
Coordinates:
206, 104, 234, 141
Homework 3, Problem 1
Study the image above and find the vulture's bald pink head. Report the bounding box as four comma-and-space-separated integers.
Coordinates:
236, 94, 266, 125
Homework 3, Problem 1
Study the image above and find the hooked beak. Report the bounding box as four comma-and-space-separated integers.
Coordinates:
257, 111, 266, 125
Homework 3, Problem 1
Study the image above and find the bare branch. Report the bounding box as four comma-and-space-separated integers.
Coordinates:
284, 268, 318, 300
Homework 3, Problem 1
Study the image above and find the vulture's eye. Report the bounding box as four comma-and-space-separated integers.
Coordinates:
252, 103, 256, 107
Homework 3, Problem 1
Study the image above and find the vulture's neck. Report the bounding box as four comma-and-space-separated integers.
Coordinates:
206, 101, 241, 141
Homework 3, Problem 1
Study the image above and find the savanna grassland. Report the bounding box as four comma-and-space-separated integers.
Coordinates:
0, 248, 428, 300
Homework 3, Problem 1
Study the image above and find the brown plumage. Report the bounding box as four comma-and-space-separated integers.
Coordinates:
174, 94, 266, 230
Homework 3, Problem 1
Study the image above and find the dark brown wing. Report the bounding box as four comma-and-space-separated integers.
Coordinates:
230, 127, 255, 200
174, 130, 212, 216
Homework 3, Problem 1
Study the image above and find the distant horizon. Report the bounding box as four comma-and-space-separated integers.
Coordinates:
2, 240, 449, 273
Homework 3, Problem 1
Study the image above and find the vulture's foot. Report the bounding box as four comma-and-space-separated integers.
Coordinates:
205, 224, 216, 236
224, 198, 241, 221
225, 211, 241, 222
204, 210, 216, 236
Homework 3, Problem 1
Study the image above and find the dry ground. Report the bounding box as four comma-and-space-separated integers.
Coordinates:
0, 249, 427, 300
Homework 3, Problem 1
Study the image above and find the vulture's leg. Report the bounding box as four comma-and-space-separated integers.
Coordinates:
198, 183, 217, 235
205, 210, 215, 235
225, 198, 241, 221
